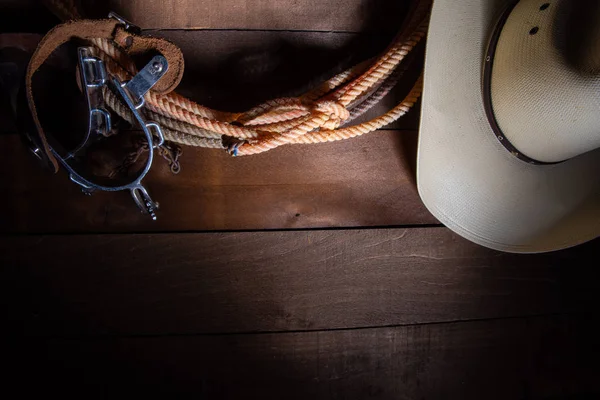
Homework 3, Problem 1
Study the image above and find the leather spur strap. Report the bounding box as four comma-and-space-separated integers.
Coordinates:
24, 18, 185, 172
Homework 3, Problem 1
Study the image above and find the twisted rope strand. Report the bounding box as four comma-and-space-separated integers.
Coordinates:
87, 0, 431, 156
103, 85, 224, 149
293, 74, 423, 144
342, 49, 416, 125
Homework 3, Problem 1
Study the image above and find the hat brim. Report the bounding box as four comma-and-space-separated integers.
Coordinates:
417, 0, 600, 253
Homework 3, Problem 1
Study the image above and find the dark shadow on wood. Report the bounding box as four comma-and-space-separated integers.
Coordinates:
2, 314, 598, 399
156, 30, 396, 112
0, 0, 58, 34
80, 0, 412, 32
388, 43, 425, 188
1, 231, 597, 335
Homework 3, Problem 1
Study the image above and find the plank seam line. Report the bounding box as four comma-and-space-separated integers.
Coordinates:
8, 312, 578, 340
0, 223, 443, 237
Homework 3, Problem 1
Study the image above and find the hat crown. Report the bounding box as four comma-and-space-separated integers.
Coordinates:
490, 0, 600, 163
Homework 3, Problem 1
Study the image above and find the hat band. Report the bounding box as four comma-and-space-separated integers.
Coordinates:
482, 0, 558, 166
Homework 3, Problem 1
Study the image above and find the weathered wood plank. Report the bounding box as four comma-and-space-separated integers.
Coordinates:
0, 28, 425, 233
82, 0, 412, 32
0, 128, 433, 233
1, 228, 596, 335
4, 315, 597, 399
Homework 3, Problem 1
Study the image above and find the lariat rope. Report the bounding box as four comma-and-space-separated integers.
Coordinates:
45, 0, 430, 158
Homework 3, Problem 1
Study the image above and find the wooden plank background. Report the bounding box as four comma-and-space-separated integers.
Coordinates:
2, 231, 599, 398
5, 315, 597, 399
0, 129, 433, 233
3, 228, 597, 336
0, 25, 425, 234
1, 1, 598, 399
84, 0, 412, 32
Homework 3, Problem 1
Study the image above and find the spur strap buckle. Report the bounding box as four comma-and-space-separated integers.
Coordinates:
51, 46, 169, 219
108, 11, 141, 34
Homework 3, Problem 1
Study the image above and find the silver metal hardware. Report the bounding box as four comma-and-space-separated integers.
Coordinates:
67, 48, 112, 159
90, 108, 112, 136
46, 47, 169, 219
131, 185, 159, 220
108, 12, 140, 33
146, 122, 165, 148
29, 146, 41, 159
80, 55, 106, 87
123, 55, 168, 107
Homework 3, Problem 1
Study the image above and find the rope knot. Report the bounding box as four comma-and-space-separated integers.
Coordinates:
313, 100, 350, 130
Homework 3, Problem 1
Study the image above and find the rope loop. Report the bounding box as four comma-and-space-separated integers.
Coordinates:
312, 100, 350, 130
52, 0, 433, 160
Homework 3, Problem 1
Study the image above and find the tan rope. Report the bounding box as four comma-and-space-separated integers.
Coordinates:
103, 86, 224, 150
146, 110, 222, 140
293, 75, 423, 144
82, 0, 432, 156
333, 0, 431, 105
162, 129, 224, 149
106, 72, 421, 152
300, 59, 372, 102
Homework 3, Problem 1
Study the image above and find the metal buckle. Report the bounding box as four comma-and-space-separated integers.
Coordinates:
48, 46, 169, 219
63, 48, 112, 160
108, 12, 141, 34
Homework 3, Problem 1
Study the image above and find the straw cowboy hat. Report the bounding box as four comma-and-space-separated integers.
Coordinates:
418, 0, 600, 253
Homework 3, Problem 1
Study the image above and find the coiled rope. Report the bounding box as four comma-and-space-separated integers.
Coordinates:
45, 0, 431, 158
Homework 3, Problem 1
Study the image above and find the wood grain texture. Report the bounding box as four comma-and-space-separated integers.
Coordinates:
0, 129, 433, 233
2, 228, 597, 336
3, 3, 595, 399
4, 315, 598, 399
81, 0, 412, 32
0, 29, 425, 233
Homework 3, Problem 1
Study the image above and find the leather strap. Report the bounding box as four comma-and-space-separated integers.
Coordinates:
25, 18, 185, 171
